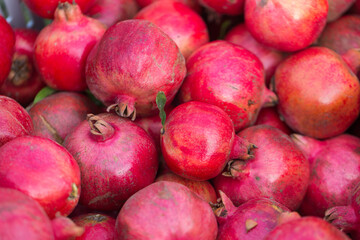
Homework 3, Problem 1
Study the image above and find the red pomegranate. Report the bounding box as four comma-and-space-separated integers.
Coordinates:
86, 19, 186, 119
87, 0, 139, 27
134, 1, 209, 59
63, 113, 158, 210
0, 29, 45, 106
0, 95, 33, 147
161, 101, 256, 181
34, 2, 106, 91
136, 0, 200, 11
0, 136, 81, 219
179, 40, 277, 132
274, 47, 360, 139
327, 0, 355, 22
0, 16, 15, 87
22, 0, 96, 19
72, 213, 116, 240
213, 125, 309, 210
52, 216, 85, 240
199, 0, 245, 16
245, 0, 328, 52
255, 107, 292, 135
115, 181, 218, 239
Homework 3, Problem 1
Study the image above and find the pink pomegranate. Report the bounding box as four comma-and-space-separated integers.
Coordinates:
155, 171, 217, 203
34, 2, 106, 91
0, 95, 33, 146
327, 0, 355, 22
213, 125, 309, 210
63, 113, 158, 210
199, 0, 245, 16
179, 40, 277, 132
87, 0, 139, 27
134, 1, 209, 59
86, 19, 186, 119
318, 15, 360, 55
0, 136, 81, 219
0, 188, 55, 240
115, 181, 218, 239
72, 213, 116, 240
245, 0, 328, 52
0, 16, 15, 87
255, 107, 292, 135
52, 216, 85, 240
214, 191, 290, 240
351, 0, 360, 14
0, 29, 45, 106
292, 134, 360, 217
224, 24, 285, 85
136, 0, 200, 11
274, 47, 360, 139
161, 101, 256, 181
28, 92, 99, 144
23, 0, 96, 19
265, 217, 350, 240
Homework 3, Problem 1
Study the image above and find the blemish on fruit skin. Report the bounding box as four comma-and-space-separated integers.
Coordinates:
259, 0, 269, 7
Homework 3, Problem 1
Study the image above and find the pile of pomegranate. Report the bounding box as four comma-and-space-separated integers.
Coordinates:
1, 0, 360, 239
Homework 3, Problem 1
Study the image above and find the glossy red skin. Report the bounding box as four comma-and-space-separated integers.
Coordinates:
34, 3, 106, 91
0, 95, 33, 147
179, 40, 276, 132
0, 136, 81, 219
86, 19, 186, 117
265, 217, 350, 240
136, 0, 200, 11
155, 171, 217, 203
255, 107, 292, 135
213, 125, 309, 210
22, 0, 96, 19
319, 15, 360, 55
161, 101, 236, 181
199, 0, 244, 15
87, 0, 139, 27
115, 181, 218, 240
72, 213, 116, 240
225, 24, 285, 85
28, 92, 98, 144
245, 0, 328, 52
0, 29, 45, 106
0, 188, 54, 240
134, 1, 209, 59
63, 113, 158, 211
0, 16, 15, 87
217, 197, 290, 240
274, 47, 360, 139
327, 0, 355, 22
52, 216, 84, 240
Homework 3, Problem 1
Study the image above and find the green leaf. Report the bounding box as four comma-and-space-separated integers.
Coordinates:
85, 89, 104, 107
33, 87, 56, 104
156, 91, 167, 129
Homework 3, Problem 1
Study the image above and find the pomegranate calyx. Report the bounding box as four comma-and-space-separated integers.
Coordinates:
9, 54, 31, 86
107, 103, 137, 121
210, 201, 227, 217
68, 183, 79, 201
245, 219, 258, 232
230, 136, 257, 160
262, 87, 278, 107
324, 206, 358, 232
87, 114, 115, 141
222, 160, 248, 178
55, 2, 83, 23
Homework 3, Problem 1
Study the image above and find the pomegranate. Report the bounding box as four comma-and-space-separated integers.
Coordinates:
198, 0, 245, 16
28, 92, 98, 144
291, 134, 360, 217
255, 107, 292, 135
63, 113, 158, 211
213, 125, 309, 210
0, 95, 33, 147
327, 0, 355, 22
0, 136, 81, 219
161, 101, 256, 181
136, 0, 200, 11
0, 29, 45, 106
115, 181, 218, 239
351, 0, 360, 14
22, 0, 96, 19
179, 40, 277, 132
34, 2, 106, 91
274, 47, 360, 139
214, 191, 290, 240
52, 216, 85, 240
0, 16, 15, 87
155, 171, 217, 203
72, 213, 116, 240
265, 217, 350, 240
87, 0, 139, 27
224, 23, 285, 85
0, 188, 54, 240
244, 0, 328, 52
86, 19, 186, 119
134, 1, 209, 59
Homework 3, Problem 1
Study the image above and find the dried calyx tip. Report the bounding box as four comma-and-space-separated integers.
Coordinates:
87, 114, 115, 141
